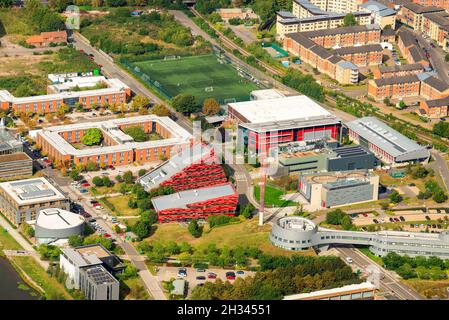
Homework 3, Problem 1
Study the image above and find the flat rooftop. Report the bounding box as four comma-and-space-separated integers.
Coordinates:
250, 89, 286, 100
151, 183, 236, 212
229, 95, 335, 124
36, 115, 192, 157
283, 281, 375, 300
76, 244, 112, 259
346, 117, 428, 158
84, 265, 118, 285
0, 177, 67, 205
0, 152, 31, 163
36, 208, 84, 230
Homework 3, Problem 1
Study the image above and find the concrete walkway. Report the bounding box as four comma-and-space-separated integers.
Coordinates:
0, 215, 49, 270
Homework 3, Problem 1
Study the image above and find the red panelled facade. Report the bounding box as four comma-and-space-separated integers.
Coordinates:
157, 192, 239, 223
159, 149, 227, 191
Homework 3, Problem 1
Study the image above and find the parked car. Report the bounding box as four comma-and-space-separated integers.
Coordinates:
178, 268, 187, 278
389, 217, 394, 222
196, 269, 206, 272
394, 218, 400, 222
425, 215, 431, 221
207, 272, 217, 279
373, 219, 379, 224
225, 271, 236, 280
236, 270, 245, 275
399, 216, 405, 222
80, 189, 88, 193
90, 200, 99, 204
362, 213, 368, 217
196, 276, 206, 280
81, 183, 90, 188
108, 165, 115, 170
88, 218, 96, 223
103, 233, 111, 238
346, 257, 354, 264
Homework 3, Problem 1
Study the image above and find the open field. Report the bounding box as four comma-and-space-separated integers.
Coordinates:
0, 8, 35, 38
254, 184, 297, 208
101, 195, 140, 217
144, 218, 314, 257
130, 55, 260, 103
0, 48, 99, 97
405, 279, 449, 299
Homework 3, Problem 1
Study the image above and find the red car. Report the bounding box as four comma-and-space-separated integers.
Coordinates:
225, 272, 236, 280
207, 273, 217, 279
92, 203, 101, 207
108, 165, 115, 170
362, 213, 368, 217
103, 233, 111, 238
81, 183, 90, 188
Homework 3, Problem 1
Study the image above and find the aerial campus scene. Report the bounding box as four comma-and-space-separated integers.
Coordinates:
2, 0, 449, 309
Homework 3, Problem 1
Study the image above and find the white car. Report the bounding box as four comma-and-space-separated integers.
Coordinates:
346, 257, 354, 264
94, 206, 104, 210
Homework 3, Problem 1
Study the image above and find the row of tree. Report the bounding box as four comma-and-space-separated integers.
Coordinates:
190, 254, 361, 300
383, 252, 449, 280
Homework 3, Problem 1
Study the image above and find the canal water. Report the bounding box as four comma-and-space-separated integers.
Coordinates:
0, 257, 38, 300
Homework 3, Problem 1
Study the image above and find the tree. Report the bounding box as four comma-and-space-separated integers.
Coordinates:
131, 95, 150, 111
383, 97, 391, 106
124, 125, 148, 142
343, 13, 357, 26
151, 104, 171, 117
68, 235, 84, 247
0, 0, 13, 8
70, 169, 81, 181
123, 170, 134, 184
188, 220, 202, 238
446, 53, 449, 62
81, 128, 103, 146
92, 176, 104, 187
102, 176, 114, 187
172, 94, 199, 114
433, 121, 449, 138
202, 98, 221, 116
86, 161, 98, 171
115, 174, 123, 182
432, 190, 448, 203
389, 190, 403, 204
132, 220, 152, 240
138, 169, 147, 177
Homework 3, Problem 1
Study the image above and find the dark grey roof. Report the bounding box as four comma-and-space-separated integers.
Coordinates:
373, 75, 420, 86
425, 96, 449, 107
333, 44, 383, 55
378, 63, 424, 73
422, 76, 449, 92
151, 183, 236, 212
301, 24, 380, 39
402, 2, 444, 14
423, 12, 449, 26
381, 28, 396, 37
288, 32, 317, 49
408, 45, 427, 63
310, 45, 333, 59
398, 29, 416, 48
328, 55, 344, 64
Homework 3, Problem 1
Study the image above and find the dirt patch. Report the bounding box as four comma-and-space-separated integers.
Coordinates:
0, 55, 51, 77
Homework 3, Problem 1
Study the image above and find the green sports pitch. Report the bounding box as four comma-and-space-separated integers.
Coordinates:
130, 55, 260, 103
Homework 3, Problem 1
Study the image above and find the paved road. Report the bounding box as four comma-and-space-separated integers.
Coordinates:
71, 32, 193, 134
0, 215, 49, 270
58, 183, 167, 300
429, 150, 449, 191
415, 32, 449, 85
336, 246, 424, 300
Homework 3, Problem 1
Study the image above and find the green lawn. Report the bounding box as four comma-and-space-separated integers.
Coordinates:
11, 256, 72, 300
144, 218, 314, 257
130, 55, 260, 103
0, 8, 35, 36
101, 195, 140, 216
254, 184, 297, 208
0, 227, 22, 251
121, 277, 152, 300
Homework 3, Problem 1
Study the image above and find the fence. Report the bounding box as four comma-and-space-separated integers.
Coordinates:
119, 58, 173, 100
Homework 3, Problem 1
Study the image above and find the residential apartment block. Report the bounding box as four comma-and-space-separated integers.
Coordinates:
0, 178, 69, 225
399, 3, 444, 30
34, 115, 193, 168
276, 0, 371, 39
0, 73, 131, 114
368, 75, 422, 100
372, 63, 425, 78
284, 24, 382, 83
360, 0, 397, 29
397, 28, 430, 68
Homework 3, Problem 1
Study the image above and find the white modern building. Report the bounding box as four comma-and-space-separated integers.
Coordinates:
346, 117, 430, 166
34, 208, 85, 245
270, 216, 449, 259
